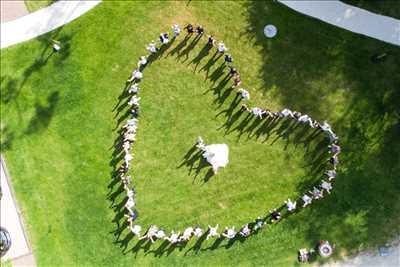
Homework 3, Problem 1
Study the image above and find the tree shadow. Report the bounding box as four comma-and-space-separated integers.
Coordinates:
24, 91, 60, 135
245, 0, 400, 259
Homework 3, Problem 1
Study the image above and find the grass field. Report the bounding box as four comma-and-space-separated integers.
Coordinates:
24, 0, 55, 13
1, 1, 400, 266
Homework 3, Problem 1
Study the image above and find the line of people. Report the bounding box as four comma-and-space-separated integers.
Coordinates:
115, 23, 342, 246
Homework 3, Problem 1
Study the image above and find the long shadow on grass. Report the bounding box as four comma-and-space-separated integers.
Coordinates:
245, 0, 400, 261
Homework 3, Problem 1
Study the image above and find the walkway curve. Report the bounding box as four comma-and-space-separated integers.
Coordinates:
279, 0, 400, 47
1, 0, 101, 49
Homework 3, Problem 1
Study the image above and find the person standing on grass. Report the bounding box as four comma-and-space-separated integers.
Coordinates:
224, 54, 233, 64
124, 153, 133, 167
121, 175, 132, 188
195, 25, 204, 35
124, 210, 137, 223
129, 224, 142, 237
229, 66, 238, 76
185, 23, 194, 34
329, 155, 339, 168
51, 39, 61, 52
232, 74, 242, 88
165, 231, 180, 244
329, 143, 341, 155
125, 197, 136, 213
208, 35, 216, 46
139, 225, 158, 243
127, 70, 143, 82
238, 88, 250, 100
137, 56, 148, 68
239, 224, 251, 237
172, 24, 181, 37
155, 228, 166, 240
128, 95, 141, 107
270, 209, 281, 222
159, 33, 169, 44
302, 194, 312, 207
206, 224, 220, 240
321, 180, 333, 194
254, 217, 265, 231
310, 186, 323, 199
128, 83, 139, 94
222, 226, 236, 239
325, 169, 337, 180
193, 225, 203, 237
285, 199, 297, 212
217, 41, 228, 53
147, 41, 158, 53
180, 227, 194, 242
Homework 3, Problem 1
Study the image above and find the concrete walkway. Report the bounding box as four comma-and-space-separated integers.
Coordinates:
279, 0, 400, 46
1, 157, 36, 266
324, 239, 400, 267
1, 0, 101, 49
0, 1, 29, 23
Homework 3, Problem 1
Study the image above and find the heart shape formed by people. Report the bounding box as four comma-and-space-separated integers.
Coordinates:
110, 23, 341, 248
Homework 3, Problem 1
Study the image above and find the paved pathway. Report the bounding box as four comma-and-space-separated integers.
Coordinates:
0, 0, 29, 23
279, 0, 400, 46
1, 157, 36, 266
1, 0, 101, 49
324, 239, 400, 267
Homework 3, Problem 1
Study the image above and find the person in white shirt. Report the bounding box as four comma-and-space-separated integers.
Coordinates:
298, 114, 314, 127
172, 24, 181, 37
124, 132, 136, 142
321, 180, 333, 194
310, 187, 323, 199
285, 198, 297, 212
129, 224, 142, 236
127, 70, 143, 82
251, 107, 263, 118
238, 88, 250, 100
126, 188, 135, 198
128, 96, 141, 106
139, 225, 158, 243
125, 197, 135, 213
325, 169, 337, 181
206, 224, 220, 240
147, 41, 158, 53
180, 227, 194, 242
125, 118, 138, 127
217, 42, 227, 53
159, 33, 169, 44
137, 56, 148, 68
222, 226, 236, 239
155, 228, 166, 239
302, 194, 312, 207
165, 231, 180, 244
123, 141, 131, 153
128, 83, 139, 94
193, 226, 203, 237
239, 224, 251, 237
281, 108, 295, 118
124, 153, 133, 167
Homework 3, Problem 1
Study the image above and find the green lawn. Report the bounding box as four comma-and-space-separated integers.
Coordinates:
25, 0, 55, 13
342, 0, 400, 18
1, 1, 400, 266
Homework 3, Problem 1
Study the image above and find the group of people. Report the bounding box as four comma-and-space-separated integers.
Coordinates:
114, 23, 341, 247
238, 104, 341, 210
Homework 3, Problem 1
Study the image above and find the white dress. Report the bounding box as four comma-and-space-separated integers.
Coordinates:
202, 144, 229, 173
